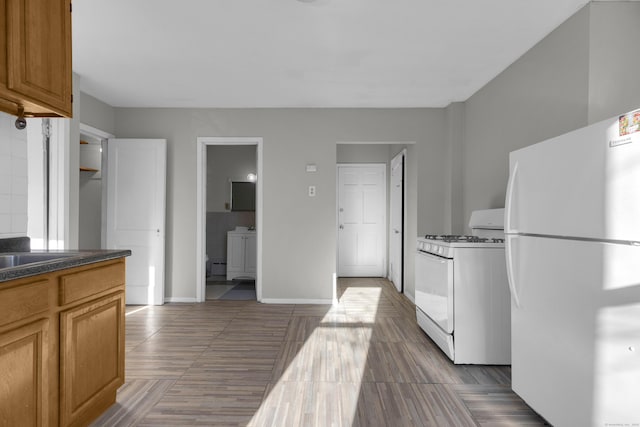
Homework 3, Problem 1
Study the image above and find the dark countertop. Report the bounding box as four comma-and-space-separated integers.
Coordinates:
0, 249, 132, 282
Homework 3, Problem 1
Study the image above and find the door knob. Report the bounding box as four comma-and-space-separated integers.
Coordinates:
339, 225, 344, 230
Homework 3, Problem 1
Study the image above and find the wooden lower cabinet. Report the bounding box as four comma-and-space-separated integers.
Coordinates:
59, 292, 124, 427
0, 319, 49, 427
0, 258, 126, 427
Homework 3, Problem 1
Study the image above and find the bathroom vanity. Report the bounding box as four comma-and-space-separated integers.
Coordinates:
226, 229, 256, 280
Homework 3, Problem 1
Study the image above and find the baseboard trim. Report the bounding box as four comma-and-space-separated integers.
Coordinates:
164, 297, 197, 303
260, 298, 333, 305
405, 292, 415, 304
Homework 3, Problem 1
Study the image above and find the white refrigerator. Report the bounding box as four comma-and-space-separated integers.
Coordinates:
505, 108, 640, 427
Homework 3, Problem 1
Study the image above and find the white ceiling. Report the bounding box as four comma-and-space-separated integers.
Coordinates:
73, 0, 594, 108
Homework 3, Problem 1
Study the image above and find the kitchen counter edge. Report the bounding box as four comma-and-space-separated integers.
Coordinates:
0, 250, 132, 282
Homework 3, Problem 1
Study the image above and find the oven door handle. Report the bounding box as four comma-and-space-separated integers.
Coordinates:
416, 251, 450, 263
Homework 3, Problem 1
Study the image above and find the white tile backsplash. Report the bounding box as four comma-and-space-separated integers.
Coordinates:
0, 195, 10, 213
0, 179, 10, 194
0, 111, 28, 237
0, 215, 10, 232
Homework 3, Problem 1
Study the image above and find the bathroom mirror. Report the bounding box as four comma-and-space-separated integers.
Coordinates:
230, 181, 256, 211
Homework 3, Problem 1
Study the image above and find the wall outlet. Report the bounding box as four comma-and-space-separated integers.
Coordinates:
308, 186, 316, 197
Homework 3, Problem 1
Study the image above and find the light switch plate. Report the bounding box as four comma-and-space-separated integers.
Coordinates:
308, 185, 316, 197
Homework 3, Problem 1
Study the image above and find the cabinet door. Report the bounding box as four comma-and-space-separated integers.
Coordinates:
227, 233, 246, 272
59, 292, 124, 426
244, 234, 257, 274
4, 0, 72, 117
0, 319, 49, 427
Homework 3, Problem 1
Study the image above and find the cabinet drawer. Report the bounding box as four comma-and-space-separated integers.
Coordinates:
59, 261, 124, 306
0, 279, 49, 327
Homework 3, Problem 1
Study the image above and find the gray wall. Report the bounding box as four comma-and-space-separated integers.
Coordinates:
336, 144, 392, 164
443, 103, 465, 234
114, 108, 444, 301
587, 2, 640, 124
79, 92, 116, 136
459, 3, 640, 231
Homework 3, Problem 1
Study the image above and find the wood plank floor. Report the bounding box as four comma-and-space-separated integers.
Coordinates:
91, 278, 548, 426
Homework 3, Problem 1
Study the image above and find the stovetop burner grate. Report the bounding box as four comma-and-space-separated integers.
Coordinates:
423, 234, 504, 244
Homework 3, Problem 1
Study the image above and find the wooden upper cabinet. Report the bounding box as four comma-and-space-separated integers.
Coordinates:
0, 0, 72, 118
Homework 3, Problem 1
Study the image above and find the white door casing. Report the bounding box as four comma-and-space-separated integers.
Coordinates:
337, 164, 386, 277
389, 150, 405, 292
105, 139, 166, 305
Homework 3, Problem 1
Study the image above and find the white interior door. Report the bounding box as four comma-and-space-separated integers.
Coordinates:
337, 164, 386, 277
389, 151, 404, 292
105, 139, 166, 305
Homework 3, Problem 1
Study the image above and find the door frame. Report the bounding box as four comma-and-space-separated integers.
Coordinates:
196, 137, 263, 302
389, 149, 407, 292
336, 163, 387, 277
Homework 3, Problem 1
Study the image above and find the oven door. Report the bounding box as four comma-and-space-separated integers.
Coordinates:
415, 250, 454, 333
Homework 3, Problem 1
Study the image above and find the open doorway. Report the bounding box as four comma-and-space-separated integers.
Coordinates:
335, 143, 408, 294
204, 145, 257, 300
196, 137, 263, 302
78, 124, 114, 250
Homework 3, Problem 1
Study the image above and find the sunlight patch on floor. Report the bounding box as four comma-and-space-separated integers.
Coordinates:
247, 287, 382, 426
125, 305, 150, 316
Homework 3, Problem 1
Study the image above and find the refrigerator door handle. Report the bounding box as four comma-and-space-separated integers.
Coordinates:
505, 162, 518, 233
505, 235, 521, 308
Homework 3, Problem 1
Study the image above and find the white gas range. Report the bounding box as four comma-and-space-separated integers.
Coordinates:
415, 209, 511, 365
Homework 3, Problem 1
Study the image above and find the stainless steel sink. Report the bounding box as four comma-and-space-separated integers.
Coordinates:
0, 253, 78, 269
